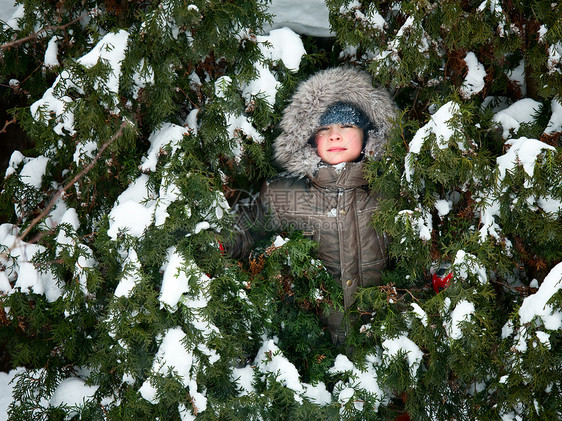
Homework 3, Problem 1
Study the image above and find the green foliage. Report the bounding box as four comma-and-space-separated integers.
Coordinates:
326, 1, 562, 419
239, 233, 341, 380
1, 0, 561, 420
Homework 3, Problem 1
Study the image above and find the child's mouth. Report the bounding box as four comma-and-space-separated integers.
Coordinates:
328, 147, 346, 152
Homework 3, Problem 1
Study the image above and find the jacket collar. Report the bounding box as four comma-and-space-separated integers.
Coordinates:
309, 162, 369, 189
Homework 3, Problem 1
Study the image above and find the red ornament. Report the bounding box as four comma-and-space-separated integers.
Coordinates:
432, 267, 453, 293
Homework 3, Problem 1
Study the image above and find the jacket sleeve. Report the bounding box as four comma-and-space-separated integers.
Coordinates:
223, 182, 280, 260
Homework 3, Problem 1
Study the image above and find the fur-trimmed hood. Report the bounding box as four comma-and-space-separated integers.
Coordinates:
274, 67, 397, 177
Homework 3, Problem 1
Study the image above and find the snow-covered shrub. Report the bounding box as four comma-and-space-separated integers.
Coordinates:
1, 0, 561, 420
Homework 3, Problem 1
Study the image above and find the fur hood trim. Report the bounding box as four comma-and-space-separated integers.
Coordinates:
274, 67, 397, 177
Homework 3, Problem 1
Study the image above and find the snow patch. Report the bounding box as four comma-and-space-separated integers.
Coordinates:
329, 353, 384, 411
107, 174, 155, 239
139, 327, 206, 418
19, 156, 49, 189
518, 262, 562, 331
254, 339, 304, 400
44, 36, 61, 68
30, 30, 130, 136
140, 123, 191, 172
446, 300, 476, 340
496, 136, 555, 180
545, 98, 562, 135
411, 303, 428, 327
382, 335, 423, 378
453, 250, 487, 284
0, 223, 63, 302
492, 99, 542, 139
405, 101, 462, 182
460, 52, 486, 98
50, 377, 99, 416
114, 248, 142, 298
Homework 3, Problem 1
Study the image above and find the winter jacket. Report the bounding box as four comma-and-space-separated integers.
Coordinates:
230, 67, 397, 340
259, 162, 388, 310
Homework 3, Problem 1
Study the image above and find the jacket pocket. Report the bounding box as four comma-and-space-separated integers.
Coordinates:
361, 259, 387, 287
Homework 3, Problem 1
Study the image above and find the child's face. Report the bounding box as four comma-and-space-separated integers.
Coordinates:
315, 124, 363, 165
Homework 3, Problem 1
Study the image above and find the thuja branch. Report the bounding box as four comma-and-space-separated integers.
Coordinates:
7, 120, 131, 253
1, 13, 85, 51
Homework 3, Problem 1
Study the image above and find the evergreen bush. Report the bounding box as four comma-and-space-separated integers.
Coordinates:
0, 0, 561, 419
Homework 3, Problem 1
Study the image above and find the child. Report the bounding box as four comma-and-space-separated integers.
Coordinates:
230, 67, 397, 345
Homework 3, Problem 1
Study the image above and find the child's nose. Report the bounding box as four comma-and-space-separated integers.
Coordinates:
328, 127, 342, 141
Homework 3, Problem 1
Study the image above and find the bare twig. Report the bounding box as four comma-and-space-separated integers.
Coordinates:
399, 287, 421, 303
1, 13, 85, 51
0, 118, 16, 134
4, 120, 130, 256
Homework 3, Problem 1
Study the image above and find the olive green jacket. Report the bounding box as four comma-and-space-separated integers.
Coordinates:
259, 162, 388, 310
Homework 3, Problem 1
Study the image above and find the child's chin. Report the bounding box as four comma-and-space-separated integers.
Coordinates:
328, 159, 346, 165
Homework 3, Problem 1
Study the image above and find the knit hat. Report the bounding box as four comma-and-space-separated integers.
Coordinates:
318, 102, 372, 131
